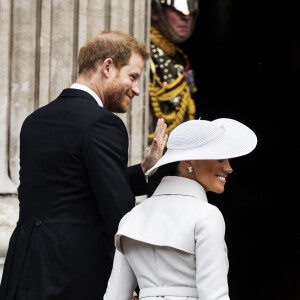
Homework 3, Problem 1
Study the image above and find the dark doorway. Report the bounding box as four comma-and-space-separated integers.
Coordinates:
182, 0, 300, 299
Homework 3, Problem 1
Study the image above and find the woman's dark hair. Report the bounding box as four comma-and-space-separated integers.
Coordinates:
147, 161, 180, 197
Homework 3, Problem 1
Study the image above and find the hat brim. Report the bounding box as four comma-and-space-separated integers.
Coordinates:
146, 118, 257, 176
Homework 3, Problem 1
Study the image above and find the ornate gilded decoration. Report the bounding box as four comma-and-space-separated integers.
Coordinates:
148, 27, 196, 144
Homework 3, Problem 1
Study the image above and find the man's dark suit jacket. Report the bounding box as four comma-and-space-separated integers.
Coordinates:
0, 89, 147, 300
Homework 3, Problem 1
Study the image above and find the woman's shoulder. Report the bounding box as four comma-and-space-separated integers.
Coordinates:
115, 193, 222, 255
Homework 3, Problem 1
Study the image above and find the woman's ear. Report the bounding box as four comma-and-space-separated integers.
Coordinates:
178, 160, 194, 178
182, 160, 192, 168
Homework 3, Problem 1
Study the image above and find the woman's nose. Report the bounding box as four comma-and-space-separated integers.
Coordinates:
224, 159, 233, 174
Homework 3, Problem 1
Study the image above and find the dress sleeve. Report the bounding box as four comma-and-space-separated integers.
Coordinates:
127, 164, 148, 196
104, 249, 137, 300
194, 204, 230, 300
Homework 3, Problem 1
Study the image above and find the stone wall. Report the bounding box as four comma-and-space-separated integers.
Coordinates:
0, 0, 151, 280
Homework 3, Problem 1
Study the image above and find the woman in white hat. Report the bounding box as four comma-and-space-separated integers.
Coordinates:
104, 118, 257, 300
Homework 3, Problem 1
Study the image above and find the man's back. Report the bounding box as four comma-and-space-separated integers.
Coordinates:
0, 89, 135, 300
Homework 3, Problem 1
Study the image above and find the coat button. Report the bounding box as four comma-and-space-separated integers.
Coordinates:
35, 219, 42, 226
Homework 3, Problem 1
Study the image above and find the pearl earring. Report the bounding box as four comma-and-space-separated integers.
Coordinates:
188, 167, 193, 173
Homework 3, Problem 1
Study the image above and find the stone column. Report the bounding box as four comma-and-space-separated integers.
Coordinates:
0, 0, 18, 194
0, 0, 151, 281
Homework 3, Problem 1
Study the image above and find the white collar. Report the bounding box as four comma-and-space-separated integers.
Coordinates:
116, 176, 209, 255
70, 83, 103, 107
153, 176, 207, 201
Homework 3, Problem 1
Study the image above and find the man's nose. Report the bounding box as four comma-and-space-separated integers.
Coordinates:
132, 81, 140, 96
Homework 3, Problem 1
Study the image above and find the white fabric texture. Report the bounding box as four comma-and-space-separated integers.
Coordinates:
70, 83, 103, 107
104, 176, 230, 300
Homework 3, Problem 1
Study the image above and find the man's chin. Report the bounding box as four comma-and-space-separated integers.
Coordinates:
106, 97, 130, 113
176, 29, 191, 39
121, 98, 131, 113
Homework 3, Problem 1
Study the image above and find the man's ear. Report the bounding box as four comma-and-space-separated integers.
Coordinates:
101, 58, 113, 77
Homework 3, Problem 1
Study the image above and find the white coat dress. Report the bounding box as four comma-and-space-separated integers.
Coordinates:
104, 176, 230, 300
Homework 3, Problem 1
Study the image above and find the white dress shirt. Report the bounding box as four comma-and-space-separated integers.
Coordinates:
70, 83, 103, 107
104, 176, 230, 300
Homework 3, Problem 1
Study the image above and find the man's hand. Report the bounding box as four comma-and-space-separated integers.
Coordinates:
141, 118, 168, 175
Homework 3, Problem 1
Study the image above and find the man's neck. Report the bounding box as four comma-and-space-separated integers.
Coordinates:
71, 80, 104, 107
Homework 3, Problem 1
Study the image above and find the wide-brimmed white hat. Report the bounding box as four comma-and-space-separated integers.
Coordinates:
146, 118, 257, 176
